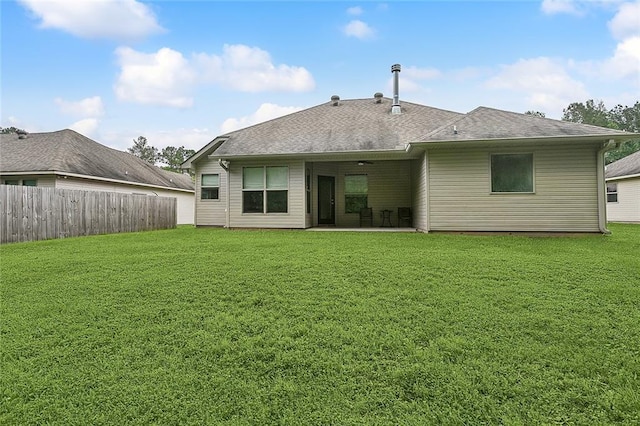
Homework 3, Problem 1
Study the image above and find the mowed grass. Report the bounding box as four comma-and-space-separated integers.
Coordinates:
1, 225, 639, 425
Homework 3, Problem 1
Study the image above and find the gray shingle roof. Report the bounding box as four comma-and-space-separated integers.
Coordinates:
605, 149, 640, 179
213, 97, 464, 156
203, 98, 634, 159
0, 129, 194, 191
421, 107, 631, 141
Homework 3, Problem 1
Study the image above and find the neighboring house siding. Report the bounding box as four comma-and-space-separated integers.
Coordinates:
428, 144, 600, 232
607, 177, 640, 223
411, 154, 427, 231
229, 159, 306, 228
195, 162, 227, 226
55, 176, 194, 225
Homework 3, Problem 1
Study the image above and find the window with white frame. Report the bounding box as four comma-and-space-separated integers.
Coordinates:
345, 174, 368, 213
607, 183, 618, 203
242, 166, 288, 213
2, 178, 36, 186
201, 174, 219, 200
491, 153, 534, 193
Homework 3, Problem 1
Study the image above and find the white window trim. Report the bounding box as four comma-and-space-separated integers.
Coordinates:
606, 183, 618, 203
242, 166, 290, 215
201, 173, 220, 201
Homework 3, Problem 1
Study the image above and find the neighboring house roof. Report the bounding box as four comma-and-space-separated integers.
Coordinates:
605, 150, 640, 179
185, 96, 635, 166
0, 129, 194, 191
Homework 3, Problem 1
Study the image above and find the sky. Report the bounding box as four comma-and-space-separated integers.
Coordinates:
1, 0, 639, 153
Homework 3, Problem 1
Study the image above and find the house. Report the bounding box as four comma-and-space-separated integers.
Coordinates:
605, 150, 640, 223
183, 66, 636, 233
1, 129, 195, 224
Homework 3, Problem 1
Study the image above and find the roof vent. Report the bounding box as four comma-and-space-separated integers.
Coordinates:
374, 92, 383, 103
391, 64, 401, 115
331, 95, 340, 106
17, 130, 28, 139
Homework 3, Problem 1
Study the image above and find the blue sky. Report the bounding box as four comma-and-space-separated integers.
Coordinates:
1, 0, 638, 152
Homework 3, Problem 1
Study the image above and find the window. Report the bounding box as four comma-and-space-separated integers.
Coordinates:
242, 166, 288, 213
345, 174, 368, 213
201, 174, 219, 200
2, 179, 35, 186
306, 168, 311, 214
491, 153, 534, 193
607, 183, 618, 203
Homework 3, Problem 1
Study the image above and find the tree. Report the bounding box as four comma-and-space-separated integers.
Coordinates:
524, 111, 546, 118
0, 126, 26, 134
128, 136, 158, 165
160, 146, 196, 173
562, 99, 640, 164
562, 99, 613, 128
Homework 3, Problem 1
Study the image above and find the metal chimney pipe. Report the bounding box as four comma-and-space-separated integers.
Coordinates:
391, 64, 401, 114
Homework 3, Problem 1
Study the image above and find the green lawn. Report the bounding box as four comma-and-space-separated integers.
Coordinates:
1, 225, 639, 425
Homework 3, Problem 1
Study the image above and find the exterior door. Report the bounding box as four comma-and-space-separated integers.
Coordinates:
318, 176, 335, 225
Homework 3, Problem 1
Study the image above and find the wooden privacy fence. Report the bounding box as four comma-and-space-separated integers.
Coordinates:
0, 185, 177, 244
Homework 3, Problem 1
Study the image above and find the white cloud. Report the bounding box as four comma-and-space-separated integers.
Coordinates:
55, 96, 105, 117
343, 20, 375, 39
69, 118, 99, 137
485, 57, 589, 115
114, 47, 196, 108
347, 6, 363, 16
220, 103, 303, 134
113, 44, 314, 107
18, 0, 164, 41
602, 36, 640, 81
608, 1, 640, 40
540, 0, 584, 15
194, 44, 315, 92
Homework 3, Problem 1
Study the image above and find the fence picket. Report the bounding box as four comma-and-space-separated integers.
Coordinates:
0, 185, 177, 244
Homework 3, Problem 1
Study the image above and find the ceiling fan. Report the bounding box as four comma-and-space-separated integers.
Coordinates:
357, 160, 373, 166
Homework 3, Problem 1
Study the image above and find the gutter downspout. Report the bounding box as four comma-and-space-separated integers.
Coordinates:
597, 139, 618, 234
218, 159, 230, 228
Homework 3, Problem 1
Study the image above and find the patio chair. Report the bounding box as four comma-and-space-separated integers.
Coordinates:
359, 207, 373, 227
397, 207, 412, 227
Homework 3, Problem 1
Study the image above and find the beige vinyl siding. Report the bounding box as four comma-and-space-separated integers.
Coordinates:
36, 176, 56, 187
195, 161, 227, 226
607, 177, 640, 223
229, 159, 306, 228
335, 160, 412, 227
428, 144, 600, 232
55, 176, 195, 224
411, 154, 427, 230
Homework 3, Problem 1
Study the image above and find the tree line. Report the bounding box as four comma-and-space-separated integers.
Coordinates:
527, 100, 639, 164
127, 136, 195, 173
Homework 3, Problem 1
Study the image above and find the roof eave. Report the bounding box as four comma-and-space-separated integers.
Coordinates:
182, 137, 227, 169
606, 173, 640, 181
208, 147, 416, 162
0, 170, 195, 193
409, 133, 634, 148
